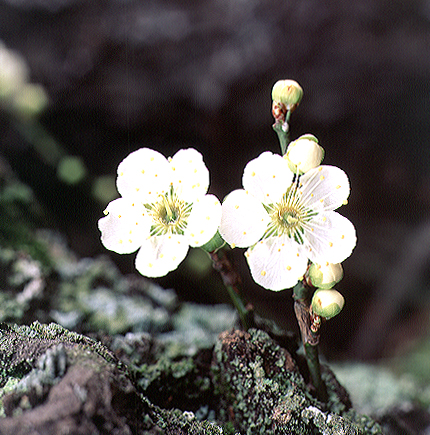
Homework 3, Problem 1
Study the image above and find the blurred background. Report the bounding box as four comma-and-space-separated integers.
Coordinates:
1, 0, 430, 366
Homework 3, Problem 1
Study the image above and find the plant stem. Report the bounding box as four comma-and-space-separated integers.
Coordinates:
225, 284, 250, 331
304, 342, 327, 403
209, 248, 252, 330
272, 110, 291, 155
293, 281, 327, 403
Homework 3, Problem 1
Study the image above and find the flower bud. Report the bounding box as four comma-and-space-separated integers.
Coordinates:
284, 134, 324, 174
308, 262, 343, 289
311, 289, 345, 320
271, 80, 303, 111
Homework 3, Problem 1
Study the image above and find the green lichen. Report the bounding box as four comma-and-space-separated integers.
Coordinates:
0, 320, 226, 433
213, 328, 382, 434
0, 378, 20, 417
150, 403, 228, 435
0, 321, 120, 387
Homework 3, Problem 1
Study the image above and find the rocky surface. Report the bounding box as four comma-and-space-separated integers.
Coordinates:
0, 322, 382, 434
1, 0, 430, 363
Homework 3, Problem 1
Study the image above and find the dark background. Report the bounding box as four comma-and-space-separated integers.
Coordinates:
1, 0, 430, 361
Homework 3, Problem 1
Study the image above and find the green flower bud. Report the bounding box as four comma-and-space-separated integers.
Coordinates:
311, 289, 345, 320
271, 80, 303, 111
308, 262, 343, 289
284, 134, 324, 174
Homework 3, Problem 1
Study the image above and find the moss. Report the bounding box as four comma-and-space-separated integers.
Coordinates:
0, 317, 383, 433
150, 401, 227, 435
0, 378, 20, 417
0, 321, 121, 387
0, 320, 229, 433
132, 344, 214, 413
213, 328, 382, 434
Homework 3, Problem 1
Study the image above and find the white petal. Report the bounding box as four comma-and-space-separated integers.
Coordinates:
303, 211, 357, 264
298, 165, 350, 211
98, 198, 151, 254
184, 194, 222, 247
219, 189, 270, 248
116, 148, 171, 203
169, 148, 209, 202
242, 151, 294, 204
245, 236, 308, 291
135, 234, 189, 277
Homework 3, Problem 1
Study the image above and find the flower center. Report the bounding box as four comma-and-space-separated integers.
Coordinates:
282, 209, 300, 226
264, 183, 313, 244
146, 189, 192, 236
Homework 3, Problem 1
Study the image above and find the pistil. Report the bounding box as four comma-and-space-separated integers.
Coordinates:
147, 191, 192, 236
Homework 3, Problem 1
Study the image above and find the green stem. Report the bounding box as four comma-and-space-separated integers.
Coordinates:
209, 249, 252, 330
272, 110, 291, 155
293, 281, 327, 403
225, 284, 250, 331
304, 342, 328, 403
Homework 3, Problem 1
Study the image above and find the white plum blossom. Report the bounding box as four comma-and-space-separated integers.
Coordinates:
98, 148, 221, 277
219, 151, 356, 291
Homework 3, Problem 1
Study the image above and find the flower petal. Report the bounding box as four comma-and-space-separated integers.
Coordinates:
242, 151, 294, 204
245, 236, 308, 291
135, 234, 189, 277
116, 148, 171, 203
184, 194, 222, 247
169, 148, 209, 202
98, 198, 151, 254
303, 211, 356, 264
298, 165, 350, 211
219, 189, 270, 248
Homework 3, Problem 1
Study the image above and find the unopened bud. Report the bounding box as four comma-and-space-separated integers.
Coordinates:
308, 262, 343, 289
311, 289, 345, 320
284, 134, 324, 174
271, 80, 303, 111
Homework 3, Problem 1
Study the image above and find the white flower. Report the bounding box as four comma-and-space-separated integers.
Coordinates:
98, 148, 221, 278
219, 151, 356, 291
